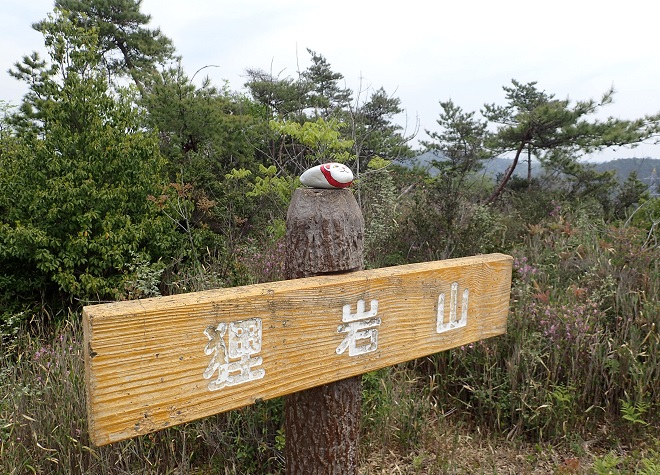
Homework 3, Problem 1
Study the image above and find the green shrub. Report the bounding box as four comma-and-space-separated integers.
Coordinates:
0, 12, 178, 313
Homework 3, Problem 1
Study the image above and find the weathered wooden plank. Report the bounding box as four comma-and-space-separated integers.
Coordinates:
83, 253, 512, 445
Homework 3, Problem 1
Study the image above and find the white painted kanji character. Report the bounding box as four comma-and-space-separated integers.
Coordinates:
336, 299, 381, 356
437, 283, 468, 333
203, 318, 265, 391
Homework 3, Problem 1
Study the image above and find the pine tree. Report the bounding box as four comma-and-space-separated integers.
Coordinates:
301, 49, 352, 118
482, 80, 660, 203
35, 0, 176, 90
244, 68, 309, 119
352, 87, 414, 165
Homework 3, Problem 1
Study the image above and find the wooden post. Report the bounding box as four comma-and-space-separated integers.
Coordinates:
82, 176, 512, 447
284, 187, 364, 474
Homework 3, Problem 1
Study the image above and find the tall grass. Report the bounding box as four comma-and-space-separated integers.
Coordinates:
420, 206, 659, 442
1, 199, 658, 473
0, 319, 284, 474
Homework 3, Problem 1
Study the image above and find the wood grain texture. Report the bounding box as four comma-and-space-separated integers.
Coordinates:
285, 187, 363, 475
285, 188, 364, 278
83, 254, 513, 445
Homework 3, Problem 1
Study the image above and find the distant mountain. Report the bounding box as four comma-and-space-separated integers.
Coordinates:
480, 157, 542, 179
395, 151, 543, 178
397, 152, 660, 186
593, 157, 660, 184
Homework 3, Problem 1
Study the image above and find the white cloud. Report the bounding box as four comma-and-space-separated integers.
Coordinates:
2, 0, 659, 159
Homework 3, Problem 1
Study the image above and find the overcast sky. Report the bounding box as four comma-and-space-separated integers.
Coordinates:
2, 0, 659, 161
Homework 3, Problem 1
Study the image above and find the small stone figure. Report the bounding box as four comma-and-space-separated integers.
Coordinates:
300, 163, 354, 189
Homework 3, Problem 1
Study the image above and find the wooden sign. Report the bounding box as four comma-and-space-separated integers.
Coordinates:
83, 253, 512, 445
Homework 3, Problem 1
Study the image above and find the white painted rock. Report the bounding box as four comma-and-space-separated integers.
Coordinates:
300, 163, 354, 189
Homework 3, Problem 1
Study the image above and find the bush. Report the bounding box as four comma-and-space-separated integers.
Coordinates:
0, 12, 178, 317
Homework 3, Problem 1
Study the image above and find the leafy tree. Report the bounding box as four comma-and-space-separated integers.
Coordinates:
142, 63, 261, 178
245, 49, 352, 121
539, 149, 618, 206
482, 80, 660, 204
245, 53, 413, 177
8, 49, 64, 134
269, 117, 355, 174
36, 0, 176, 89
141, 63, 278, 275
1, 10, 175, 307
421, 100, 488, 176
420, 99, 489, 214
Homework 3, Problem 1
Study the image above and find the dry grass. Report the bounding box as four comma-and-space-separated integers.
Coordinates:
361, 412, 659, 474
1, 204, 658, 474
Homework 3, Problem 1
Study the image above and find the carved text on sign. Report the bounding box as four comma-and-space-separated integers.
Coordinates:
203, 318, 265, 391
202, 284, 472, 389
83, 254, 512, 445
437, 283, 468, 333
336, 299, 381, 356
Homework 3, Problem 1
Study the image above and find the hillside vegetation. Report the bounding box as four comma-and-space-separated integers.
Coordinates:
407, 153, 660, 189
1, 3, 659, 474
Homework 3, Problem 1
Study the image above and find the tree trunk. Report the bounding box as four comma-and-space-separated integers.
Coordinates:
485, 139, 527, 204
284, 188, 364, 475
527, 145, 532, 190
